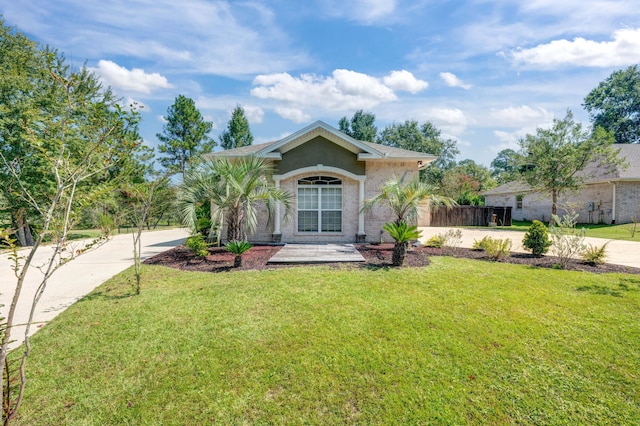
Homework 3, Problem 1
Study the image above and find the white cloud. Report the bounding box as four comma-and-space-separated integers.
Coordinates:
251, 70, 396, 113
491, 127, 534, 153
358, 0, 397, 23
251, 69, 430, 122
275, 107, 311, 123
439, 72, 472, 90
383, 70, 429, 93
426, 108, 469, 135
92, 60, 173, 94
241, 105, 265, 124
510, 28, 640, 68
333, 69, 396, 100
489, 105, 553, 127
320, 0, 397, 24
3, 0, 311, 78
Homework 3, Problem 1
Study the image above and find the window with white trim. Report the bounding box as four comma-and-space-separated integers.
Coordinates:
297, 176, 342, 232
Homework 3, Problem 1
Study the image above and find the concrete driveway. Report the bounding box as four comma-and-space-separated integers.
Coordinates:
1, 228, 189, 350
418, 227, 640, 269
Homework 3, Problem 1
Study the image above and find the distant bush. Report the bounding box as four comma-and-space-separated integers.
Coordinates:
185, 234, 209, 258
472, 236, 492, 251
581, 243, 608, 266
99, 214, 114, 238
484, 237, 512, 261
472, 235, 512, 260
424, 229, 463, 254
424, 234, 445, 248
550, 212, 586, 269
522, 220, 552, 256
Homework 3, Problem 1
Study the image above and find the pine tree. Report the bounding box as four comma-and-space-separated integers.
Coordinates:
219, 105, 254, 150
157, 95, 214, 177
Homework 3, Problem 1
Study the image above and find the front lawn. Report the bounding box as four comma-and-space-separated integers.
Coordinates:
14, 259, 640, 424
508, 220, 640, 242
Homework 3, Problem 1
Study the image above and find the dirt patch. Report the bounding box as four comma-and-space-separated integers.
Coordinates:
144, 243, 640, 274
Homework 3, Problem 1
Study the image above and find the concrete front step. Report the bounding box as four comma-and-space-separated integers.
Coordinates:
267, 244, 365, 263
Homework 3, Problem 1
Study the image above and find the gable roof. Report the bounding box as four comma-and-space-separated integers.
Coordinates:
483, 144, 640, 196
212, 120, 437, 167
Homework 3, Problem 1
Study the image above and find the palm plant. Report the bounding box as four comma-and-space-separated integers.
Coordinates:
226, 240, 253, 267
179, 156, 293, 243
362, 173, 455, 225
383, 221, 422, 266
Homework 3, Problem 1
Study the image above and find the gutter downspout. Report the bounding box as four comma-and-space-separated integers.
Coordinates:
611, 182, 617, 224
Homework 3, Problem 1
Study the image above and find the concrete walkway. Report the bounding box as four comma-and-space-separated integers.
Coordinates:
1, 228, 189, 350
418, 227, 640, 269
268, 244, 365, 263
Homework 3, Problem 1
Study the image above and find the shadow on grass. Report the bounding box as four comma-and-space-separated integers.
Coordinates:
76, 289, 136, 302
576, 285, 624, 297
364, 264, 392, 271
577, 279, 639, 297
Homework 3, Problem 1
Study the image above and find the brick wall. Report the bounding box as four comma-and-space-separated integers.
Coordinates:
362, 162, 419, 243
617, 182, 640, 223
245, 162, 419, 243
485, 181, 640, 224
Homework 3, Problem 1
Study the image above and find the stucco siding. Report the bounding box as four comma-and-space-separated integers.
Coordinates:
276, 136, 365, 176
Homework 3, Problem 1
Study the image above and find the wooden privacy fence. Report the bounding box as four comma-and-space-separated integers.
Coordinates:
420, 206, 512, 227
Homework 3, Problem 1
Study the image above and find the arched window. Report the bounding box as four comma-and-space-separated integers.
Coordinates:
297, 176, 342, 232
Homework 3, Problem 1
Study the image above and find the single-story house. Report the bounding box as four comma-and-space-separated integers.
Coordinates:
483, 144, 640, 224
211, 120, 436, 243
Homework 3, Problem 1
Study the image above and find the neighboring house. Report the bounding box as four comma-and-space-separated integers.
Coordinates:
483, 144, 640, 224
211, 121, 436, 243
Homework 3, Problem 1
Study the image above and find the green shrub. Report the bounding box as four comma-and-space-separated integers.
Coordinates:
581, 243, 608, 266
550, 212, 586, 269
226, 240, 253, 267
472, 236, 492, 251
441, 229, 463, 254
484, 237, 512, 261
424, 229, 463, 252
424, 234, 445, 248
99, 214, 114, 238
382, 221, 422, 266
522, 220, 552, 256
185, 235, 209, 258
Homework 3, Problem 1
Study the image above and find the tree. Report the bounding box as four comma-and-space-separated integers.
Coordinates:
157, 95, 214, 177
219, 105, 253, 150
518, 110, 622, 217
362, 173, 455, 226
377, 120, 459, 185
338, 110, 377, 142
0, 20, 58, 247
119, 174, 170, 294
490, 148, 521, 184
440, 160, 495, 205
363, 174, 452, 267
0, 29, 142, 422
584, 65, 640, 144
179, 156, 293, 242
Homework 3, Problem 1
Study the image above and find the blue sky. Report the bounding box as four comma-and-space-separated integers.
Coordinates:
3, 0, 640, 166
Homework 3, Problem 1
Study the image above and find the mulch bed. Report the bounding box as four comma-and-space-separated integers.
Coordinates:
144, 244, 640, 275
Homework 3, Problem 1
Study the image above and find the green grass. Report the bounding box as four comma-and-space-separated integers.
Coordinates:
479, 220, 640, 242
13, 259, 640, 425
67, 224, 181, 240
